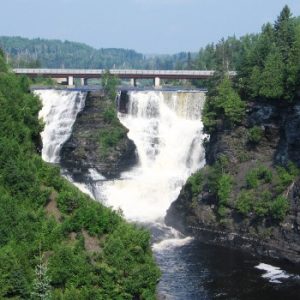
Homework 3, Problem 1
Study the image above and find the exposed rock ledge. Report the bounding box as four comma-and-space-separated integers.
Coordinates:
60, 91, 137, 181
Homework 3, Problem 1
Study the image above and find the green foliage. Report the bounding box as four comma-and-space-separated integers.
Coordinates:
203, 77, 245, 131
235, 163, 296, 220
270, 195, 289, 221
0, 54, 159, 299
275, 162, 299, 193
103, 106, 117, 124
238, 5, 300, 101
254, 191, 272, 217
98, 127, 127, 156
217, 174, 233, 206
246, 166, 272, 189
0, 36, 194, 70
236, 191, 253, 215
248, 126, 264, 144
187, 170, 204, 196
31, 254, 51, 300
101, 70, 119, 100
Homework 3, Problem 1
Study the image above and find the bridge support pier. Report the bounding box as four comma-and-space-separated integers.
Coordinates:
80, 78, 88, 86
154, 77, 161, 88
130, 78, 137, 87
68, 76, 74, 87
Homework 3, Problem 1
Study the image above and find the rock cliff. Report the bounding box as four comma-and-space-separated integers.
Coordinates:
166, 101, 300, 264
60, 91, 137, 181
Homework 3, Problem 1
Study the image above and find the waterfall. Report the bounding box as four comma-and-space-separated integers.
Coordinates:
36, 88, 206, 238
35, 89, 86, 163
101, 90, 206, 224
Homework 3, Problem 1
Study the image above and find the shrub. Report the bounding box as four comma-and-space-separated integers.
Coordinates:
246, 169, 259, 188
236, 191, 253, 215
248, 126, 264, 144
246, 166, 273, 188
254, 191, 272, 217
99, 127, 127, 156
187, 170, 204, 196
103, 107, 117, 124
270, 195, 289, 221
57, 190, 81, 214
217, 174, 233, 206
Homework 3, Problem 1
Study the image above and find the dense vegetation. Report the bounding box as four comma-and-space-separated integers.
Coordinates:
189, 6, 300, 224
188, 157, 297, 222
0, 36, 194, 70
203, 6, 300, 132
0, 51, 160, 299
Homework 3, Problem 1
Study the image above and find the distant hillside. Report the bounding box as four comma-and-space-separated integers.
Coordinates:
0, 36, 194, 70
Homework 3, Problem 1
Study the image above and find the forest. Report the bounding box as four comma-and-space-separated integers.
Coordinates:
0, 36, 193, 70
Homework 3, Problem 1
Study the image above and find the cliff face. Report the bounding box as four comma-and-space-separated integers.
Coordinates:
166, 101, 300, 264
60, 91, 137, 181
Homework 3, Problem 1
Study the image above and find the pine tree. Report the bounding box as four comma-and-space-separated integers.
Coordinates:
259, 47, 285, 99
274, 5, 296, 62
31, 253, 51, 300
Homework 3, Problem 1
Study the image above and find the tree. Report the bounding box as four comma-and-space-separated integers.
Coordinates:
31, 252, 51, 300
215, 77, 246, 126
101, 70, 119, 100
203, 76, 245, 132
259, 47, 285, 99
274, 5, 295, 62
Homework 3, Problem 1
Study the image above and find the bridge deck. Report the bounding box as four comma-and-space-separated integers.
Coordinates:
13, 68, 236, 80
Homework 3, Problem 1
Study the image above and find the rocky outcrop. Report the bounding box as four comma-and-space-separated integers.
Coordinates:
60, 91, 137, 181
166, 101, 300, 264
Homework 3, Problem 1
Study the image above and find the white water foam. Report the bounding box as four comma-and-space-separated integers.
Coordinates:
255, 263, 291, 283
101, 91, 206, 224
94, 90, 207, 249
35, 89, 86, 163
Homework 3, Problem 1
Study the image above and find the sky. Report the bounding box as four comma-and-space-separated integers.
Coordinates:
1, 0, 299, 54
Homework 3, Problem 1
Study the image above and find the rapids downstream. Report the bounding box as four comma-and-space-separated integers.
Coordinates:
35, 89, 300, 300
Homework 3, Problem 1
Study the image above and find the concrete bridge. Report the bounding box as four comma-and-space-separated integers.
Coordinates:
13, 68, 236, 87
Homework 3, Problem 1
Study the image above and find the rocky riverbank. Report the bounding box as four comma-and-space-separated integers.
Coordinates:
166, 101, 300, 264
60, 91, 137, 181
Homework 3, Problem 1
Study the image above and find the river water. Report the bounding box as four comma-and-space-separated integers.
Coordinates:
36, 89, 300, 300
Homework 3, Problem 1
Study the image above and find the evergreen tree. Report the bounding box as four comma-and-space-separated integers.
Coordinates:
101, 70, 119, 100
259, 47, 285, 99
274, 5, 295, 62
31, 253, 51, 300
203, 77, 245, 131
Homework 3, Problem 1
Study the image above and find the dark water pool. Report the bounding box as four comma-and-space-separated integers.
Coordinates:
155, 240, 300, 300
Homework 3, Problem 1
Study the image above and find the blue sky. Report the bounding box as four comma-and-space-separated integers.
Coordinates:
1, 0, 299, 54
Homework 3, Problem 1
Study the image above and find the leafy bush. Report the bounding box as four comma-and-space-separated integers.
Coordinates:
254, 191, 272, 217
99, 127, 127, 156
236, 191, 253, 215
217, 174, 233, 206
248, 126, 264, 144
187, 170, 204, 196
270, 195, 289, 221
246, 166, 273, 188
103, 106, 117, 124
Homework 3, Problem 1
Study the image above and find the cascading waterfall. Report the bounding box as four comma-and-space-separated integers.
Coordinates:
34, 89, 86, 163
100, 91, 206, 226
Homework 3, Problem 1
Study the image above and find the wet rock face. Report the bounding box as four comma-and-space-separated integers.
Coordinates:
60, 91, 138, 181
166, 101, 300, 264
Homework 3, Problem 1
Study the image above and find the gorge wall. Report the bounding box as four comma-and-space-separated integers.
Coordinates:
166, 101, 300, 264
